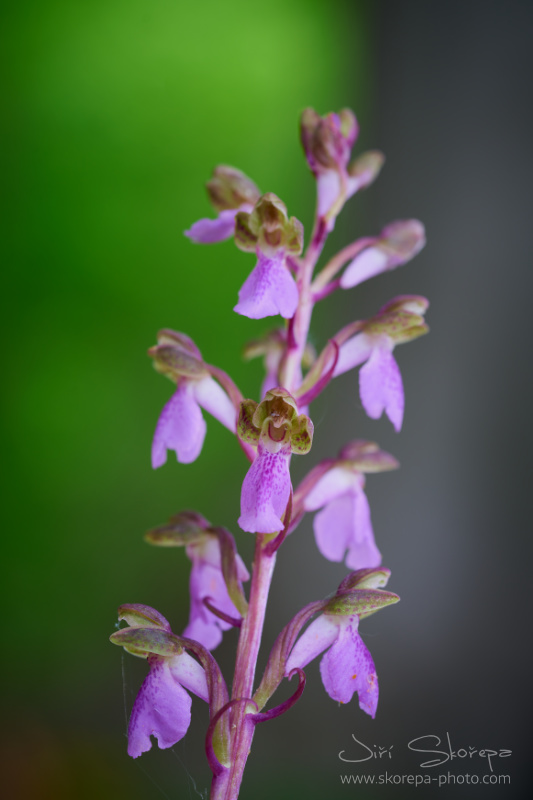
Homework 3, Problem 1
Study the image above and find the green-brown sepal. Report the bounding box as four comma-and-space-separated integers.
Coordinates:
323, 588, 399, 619
206, 166, 260, 211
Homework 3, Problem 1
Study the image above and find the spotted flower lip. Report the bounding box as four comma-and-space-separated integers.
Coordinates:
285, 613, 379, 717
111, 607, 210, 759
128, 651, 209, 758
234, 249, 299, 320
238, 441, 292, 533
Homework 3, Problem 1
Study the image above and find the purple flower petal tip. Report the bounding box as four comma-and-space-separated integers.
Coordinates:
127, 657, 192, 758
151, 387, 207, 467
184, 209, 239, 244
359, 347, 404, 432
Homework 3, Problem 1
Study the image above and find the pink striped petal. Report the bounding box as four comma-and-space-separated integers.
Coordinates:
238, 444, 291, 533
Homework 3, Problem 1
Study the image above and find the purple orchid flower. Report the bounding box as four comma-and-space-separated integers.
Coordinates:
304, 466, 381, 570
184, 165, 261, 244
237, 389, 314, 534
149, 331, 236, 466
184, 533, 250, 650
285, 612, 378, 717
128, 650, 209, 758
152, 376, 236, 466
334, 297, 429, 432
233, 194, 303, 321
340, 219, 426, 290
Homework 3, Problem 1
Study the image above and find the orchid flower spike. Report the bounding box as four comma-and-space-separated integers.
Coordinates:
145, 512, 249, 650
184, 165, 261, 244
340, 220, 426, 290
300, 108, 384, 228
233, 194, 303, 319
334, 296, 429, 431
286, 570, 399, 718
237, 388, 313, 533
149, 329, 236, 466
302, 441, 399, 569
110, 605, 209, 758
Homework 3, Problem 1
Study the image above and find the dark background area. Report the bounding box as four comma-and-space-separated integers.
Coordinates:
2, 1, 531, 798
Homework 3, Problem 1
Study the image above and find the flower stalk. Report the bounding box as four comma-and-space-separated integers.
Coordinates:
109, 106, 429, 800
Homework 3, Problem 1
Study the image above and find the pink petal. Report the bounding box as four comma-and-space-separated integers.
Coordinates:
304, 466, 357, 511
359, 345, 404, 431
345, 486, 382, 570
317, 170, 341, 217
285, 614, 339, 674
334, 333, 373, 377
151, 385, 207, 467
184, 558, 241, 650
169, 652, 209, 702
193, 376, 236, 432
234, 251, 298, 320
184, 209, 239, 243
313, 486, 381, 570
340, 247, 390, 289
183, 610, 223, 651
238, 445, 291, 533
320, 622, 378, 717
313, 494, 356, 563
127, 656, 192, 758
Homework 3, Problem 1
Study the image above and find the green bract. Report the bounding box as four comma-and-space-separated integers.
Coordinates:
110, 627, 184, 658
323, 588, 399, 619
145, 511, 212, 546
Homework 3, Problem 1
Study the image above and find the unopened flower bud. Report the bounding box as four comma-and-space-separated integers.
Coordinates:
347, 150, 385, 194
206, 165, 261, 211
300, 107, 358, 174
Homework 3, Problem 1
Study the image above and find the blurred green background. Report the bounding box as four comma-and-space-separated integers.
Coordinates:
2, 1, 374, 797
